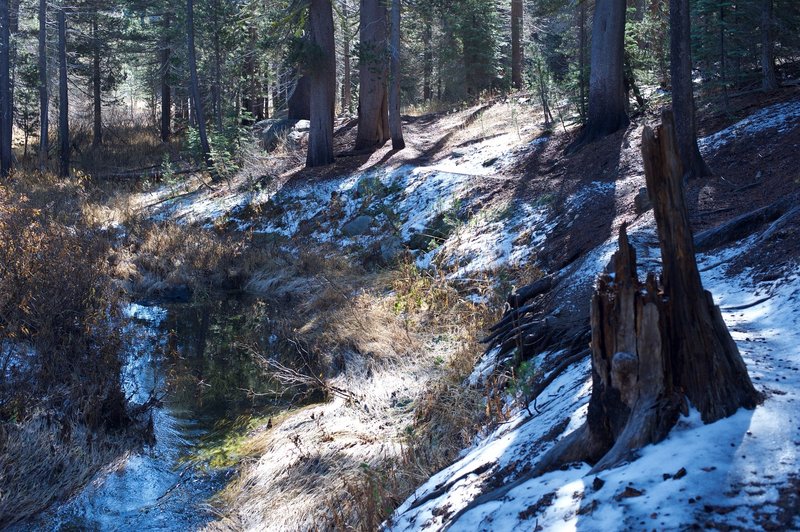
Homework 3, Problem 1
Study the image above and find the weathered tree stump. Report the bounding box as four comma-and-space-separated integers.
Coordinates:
441, 112, 763, 526
535, 111, 760, 474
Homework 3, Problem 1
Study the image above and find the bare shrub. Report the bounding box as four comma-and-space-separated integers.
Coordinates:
0, 183, 135, 525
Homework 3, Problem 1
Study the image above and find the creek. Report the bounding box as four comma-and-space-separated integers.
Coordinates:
32, 297, 280, 531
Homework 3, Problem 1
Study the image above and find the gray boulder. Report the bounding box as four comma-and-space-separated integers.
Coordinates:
342, 215, 374, 237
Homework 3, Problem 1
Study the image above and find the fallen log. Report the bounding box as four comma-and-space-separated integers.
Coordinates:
694, 192, 799, 252
96, 167, 202, 181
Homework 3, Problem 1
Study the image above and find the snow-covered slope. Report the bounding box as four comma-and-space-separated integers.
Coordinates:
387, 100, 800, 531
388, 230, 800, 531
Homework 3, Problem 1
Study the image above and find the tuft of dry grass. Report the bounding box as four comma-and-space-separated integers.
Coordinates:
0, 412, 133, 528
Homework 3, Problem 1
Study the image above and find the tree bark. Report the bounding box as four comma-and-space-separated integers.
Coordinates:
354, 0, 389, 151
761, 0, 778, 92
422, 12, 432, 103
570, 0, 628, 150
669, 0, 710, 179
92, 16, 102, 148
242, 23, 262, 123
58, 7, 68, 178
187, 0, 212, 171
306, 0, 336, 167
288, 75, 311, 120
212, 0, 223, 132
0, 0, 11, 178
534, 112, 758, 477
161, 13, 172, 142
340, 0, 353, 114
511, 0, 523, 90
388, 0, 404, 150
643, 111, 759, 422
577, 0, 587, 122
38, 0, 48, 171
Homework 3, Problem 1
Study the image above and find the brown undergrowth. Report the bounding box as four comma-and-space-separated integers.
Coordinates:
0, 176, 143, 527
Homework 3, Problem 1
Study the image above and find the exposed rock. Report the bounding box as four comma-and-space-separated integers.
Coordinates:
380, 236, 405, 263
406, 213, 458, 251
259, 119, 310, 151
341, 215, 374, 237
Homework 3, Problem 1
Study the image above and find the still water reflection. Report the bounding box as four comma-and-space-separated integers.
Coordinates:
34, 297, 278, 531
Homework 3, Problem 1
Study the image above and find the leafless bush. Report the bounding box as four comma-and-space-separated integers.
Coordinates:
0, 182, 137, 524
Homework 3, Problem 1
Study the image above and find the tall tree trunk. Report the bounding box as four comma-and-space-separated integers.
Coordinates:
242, 24, 261, 123
187, 0, 212, 171
670, 0, 711, 179
92, 16, 102, 148
38, 0, 47, 171
511, 0, 523, 90
288, 75, 311, 120
354, 0, 389, 151
306, 0, 336, 167
422, 13, 432, 103
58, 7, 68, 178
571, 0, 628, 150
212, 0, 223, 132
388, 0, 404, 150
0, 0, 11, 178
340, 0, 353, 114
761, 0, 778, 91
161, 13, 171, 142
719, 3, 728, 109
577, 0, 587, 122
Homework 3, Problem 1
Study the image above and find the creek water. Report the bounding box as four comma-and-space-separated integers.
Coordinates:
32, 298, 279, 531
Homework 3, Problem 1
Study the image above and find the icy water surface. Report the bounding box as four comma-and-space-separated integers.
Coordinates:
32, 298, 278, 531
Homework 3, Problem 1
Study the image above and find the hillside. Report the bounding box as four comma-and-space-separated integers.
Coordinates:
93, 89, 800, 530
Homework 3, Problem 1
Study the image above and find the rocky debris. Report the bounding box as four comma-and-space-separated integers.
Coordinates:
256, 119, 311, 150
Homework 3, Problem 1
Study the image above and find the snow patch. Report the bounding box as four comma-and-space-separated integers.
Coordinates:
698, 99, 800, 154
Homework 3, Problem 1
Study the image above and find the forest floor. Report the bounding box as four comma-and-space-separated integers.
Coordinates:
112, 86, 800, 530
11, 85, 799, 529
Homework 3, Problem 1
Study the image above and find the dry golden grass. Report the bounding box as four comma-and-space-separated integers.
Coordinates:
0, 413, 132, 528
204, 249, 523, 531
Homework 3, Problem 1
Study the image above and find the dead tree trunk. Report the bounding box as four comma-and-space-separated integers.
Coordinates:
535, 111, 760, 475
